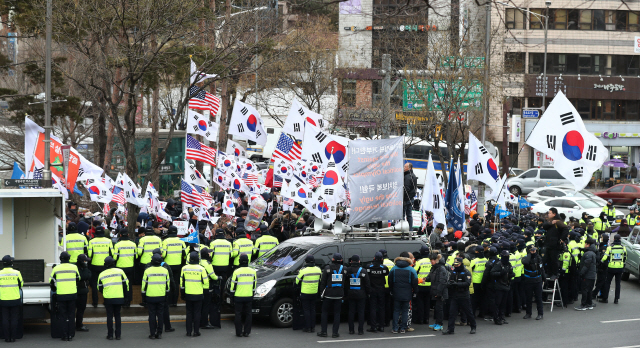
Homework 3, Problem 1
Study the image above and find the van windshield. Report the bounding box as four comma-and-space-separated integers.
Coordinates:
252, 245, 310, 270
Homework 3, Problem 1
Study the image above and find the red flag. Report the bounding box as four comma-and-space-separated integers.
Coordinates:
264, 162, 274, 188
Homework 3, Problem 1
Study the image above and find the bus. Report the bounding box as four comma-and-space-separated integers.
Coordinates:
403, 139, 468, 188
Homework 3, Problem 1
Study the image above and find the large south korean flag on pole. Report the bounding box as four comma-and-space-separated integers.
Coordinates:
526, 91, 608, 191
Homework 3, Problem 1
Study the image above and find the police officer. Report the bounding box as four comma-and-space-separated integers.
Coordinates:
232, 227, 254, 268
567, 232, 582, 304
443, 257, 476, 335
413, 246, 431, 325
50, 251, 80, 341
210, 229, 232, 284
593, 212, 611, 236
199, 248, 219, 330
346, 255, 369, 335
88, 226, 114, 307
491, 251, 514, 325
592, 234, 610, 299
295, 255, 322, 333
521, 246, 545, 320
600, 234, 627, 304
114, 228, 136, 307
137, 226, 162, 290
142, 254, 170, 339
253, 229, 279, 258
163, 225, 187, 306
181, 251, 209, 337
98, 256, 129, 340
318, 253, 347, 338
0, 255, 23, 343
230, 254, 257, 337
380, 249, 394, 327
366, 252, 388, 333
148, 248, 175, 333
469, 246, 487, 318
558, 243, 572, 308
75, 254, 91, 333
602, 199, 616, 223
61, 222, 88, 263
625, 208, 639, 226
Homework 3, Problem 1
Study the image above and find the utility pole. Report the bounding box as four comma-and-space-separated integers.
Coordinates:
502, 97, 511, 178
42, 0, 52, 188
477, 2, 491, 216
381, 54, 391, 139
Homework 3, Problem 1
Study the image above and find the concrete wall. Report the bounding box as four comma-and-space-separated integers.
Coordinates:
338, 0, 372, 68
0, 198, 12, 257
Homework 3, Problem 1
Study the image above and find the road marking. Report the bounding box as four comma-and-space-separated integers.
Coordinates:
601, 318, 640, 323
318, 334, 435, 343
611, 345, 640, 348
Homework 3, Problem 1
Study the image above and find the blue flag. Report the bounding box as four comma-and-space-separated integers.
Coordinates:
518, 197, 533, 209
73, 183, 84, 197
445, 158, 464, 230
495, 205, 512, 218
180, 231, 199, 244
11, 162, 24, 179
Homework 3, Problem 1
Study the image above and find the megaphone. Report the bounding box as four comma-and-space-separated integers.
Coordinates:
336, 221, 370, 234
314, 219, 332, 232
378, 220, 410, 233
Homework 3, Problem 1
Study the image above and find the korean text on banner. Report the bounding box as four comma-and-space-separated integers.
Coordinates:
347, 137, 404, 226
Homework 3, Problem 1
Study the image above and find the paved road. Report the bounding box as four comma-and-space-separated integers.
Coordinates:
18, 275, 640, 348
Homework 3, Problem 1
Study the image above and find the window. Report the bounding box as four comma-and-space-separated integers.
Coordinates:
506, 8, 525, 29
553, 9, 567, 29
578, 55, 592, 74
593, 10, 605, 30
624, 185, 639, 193
567, 10, 579, 30
576, 99, 591, 120
540, 169, 562, 179
545, 199, 564, 207
602, 100, 615, 120
529, 53, 543, 74
530, 9, 544, 29
267, 128, 275, 134
629, 12, 640, 31
312, 246, 338, 268
520, 169, 538, 179
557, 200, 578, 208
254, 246, 310, 269
577, 200, 600, 209
608, 185, 623, 193
580, 10, 592, 30
605, 10, 616, 30
548, 190, 566, 197
341, 79, 356, 107
553, 54, 567, 73
505, 52, 525, 73
617, 11, 628, 30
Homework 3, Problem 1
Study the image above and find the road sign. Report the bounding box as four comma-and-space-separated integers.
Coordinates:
403, 79, 482, 112
522, 109, 540, 118
4, 179, 45, 187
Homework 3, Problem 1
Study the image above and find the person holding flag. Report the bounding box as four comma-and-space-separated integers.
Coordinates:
403, 163, 418, 232
445, 158, 465, 232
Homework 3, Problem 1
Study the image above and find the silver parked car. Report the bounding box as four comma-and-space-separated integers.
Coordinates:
506, 168, 572, 196
622, 227, 640, 281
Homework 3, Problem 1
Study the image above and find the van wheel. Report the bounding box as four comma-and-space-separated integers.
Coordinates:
509, 186, 521, 197
621, 271, 630, 281
270, 298, 294, 328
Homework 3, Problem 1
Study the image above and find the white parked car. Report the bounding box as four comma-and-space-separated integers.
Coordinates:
531, 196, 624, 222
526, 186, 607, 206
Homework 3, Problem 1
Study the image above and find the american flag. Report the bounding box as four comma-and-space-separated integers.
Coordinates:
273, 174, 283, 188
103, 202, 110, 216
272, 132, 301, 162
309, 173, 323, 188
112, 186, 126, 204
194, 185, 213, 207
242, 172, 258, 186
465, 190, 478, 214
186, 134, 217, 166
181, 179, 204, 207
233, 191, 243, 206
189, 86, 221, 115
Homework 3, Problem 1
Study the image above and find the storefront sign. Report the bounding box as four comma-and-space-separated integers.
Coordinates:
595, 132, 640, 138
593, 83, 625, 92
534, 151, 554, 167
635, 36, 640, 53
511, 114, 521, 142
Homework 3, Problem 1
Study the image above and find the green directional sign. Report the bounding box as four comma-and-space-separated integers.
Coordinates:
441, 56, 485, 69
402, 79, 482, 111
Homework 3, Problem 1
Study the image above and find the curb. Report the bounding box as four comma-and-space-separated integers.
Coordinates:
41, 313, 235, 324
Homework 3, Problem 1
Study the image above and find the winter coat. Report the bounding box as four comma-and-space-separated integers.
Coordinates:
490, 261, 514, 291
319, 261, 348, 299
447, 266, 472, 298
631, 165, 638, 178
403, 170, 417, 204
346, 264, 371, 299
429, 232, 441, 251
426, 258, 449, 300
366, 261, 389, 291
388, 257, 418, 302
579, 244, 597, 280
76, 263, 92, 295
521, 252, 545, 284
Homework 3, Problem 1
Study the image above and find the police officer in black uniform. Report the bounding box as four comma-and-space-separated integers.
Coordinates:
366, 252, 389, 333
318, 253, 347, 338
346, 255, 370, 335
522, 245, 545, 320
442, 257, 476, 335
75, 254, 92, 332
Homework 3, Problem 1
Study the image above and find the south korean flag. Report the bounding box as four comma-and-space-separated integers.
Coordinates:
273, 158, 293, 180
526, 91, 608, 191
185, 160, 209, 188
283, 99, 326, 141
301, 124, 350, 177
226, 139, 246, 158
229, 100, 267, 145
467, 132, 499, 193
187, 109, 219, 143
284, 175, 314, 210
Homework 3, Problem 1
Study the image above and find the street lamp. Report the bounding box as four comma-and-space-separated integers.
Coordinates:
497, 1, 550, 111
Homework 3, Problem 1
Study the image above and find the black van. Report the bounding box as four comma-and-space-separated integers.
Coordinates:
222, 236, 427, 327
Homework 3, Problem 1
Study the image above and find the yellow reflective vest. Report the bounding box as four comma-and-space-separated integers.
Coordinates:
114, 240, 137, 268
162, 237, 187, 266
414, 258, 432, 286
210, 239, 232, 267
98, 268, 129, 300
88, 237, 114, 266
232, 238, 254, 266
296, 265, 322, 294
230, 266, 257, 298
50, 263, 80, 296
0, 267, 23, 301
180, 264, 209, 296
254, 235, 279, 258
60, 233, 88, 263
137, 235, 163, 264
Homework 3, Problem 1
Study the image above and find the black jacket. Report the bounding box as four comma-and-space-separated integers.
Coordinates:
543, 221, 568, 250
346, 263, 371, 299
76, 262, 92, 295
426, 258, 448, 300
388, 257, 418, 302
447, 267, 472, 298
490, 261, 514, 291
482, 257, 498, 288
403, 170, 417, 203
579, 244, 597, 280
366, 261, 389, 291
319, 261, 347, 299
522, 252, 546, 283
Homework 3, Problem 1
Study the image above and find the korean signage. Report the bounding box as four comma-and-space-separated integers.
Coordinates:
534, 150, 554, 167
522, 109, 540, 118
635, 36, 640, 53
403, 79, 482, 111
441, 56, 485, 69
348, 137, 404, 226
510, 114, 521, 142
